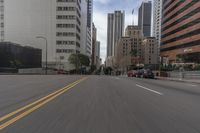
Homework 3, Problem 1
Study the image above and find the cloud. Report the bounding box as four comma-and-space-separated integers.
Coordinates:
95, 0, 111, 5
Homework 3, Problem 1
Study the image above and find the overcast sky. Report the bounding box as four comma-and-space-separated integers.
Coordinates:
93, 0, 150, 62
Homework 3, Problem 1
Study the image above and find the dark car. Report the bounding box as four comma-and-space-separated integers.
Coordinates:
142, 69, 155, 79
135, 69, 144, 78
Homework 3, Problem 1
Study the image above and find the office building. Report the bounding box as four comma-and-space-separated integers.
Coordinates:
4, 0, 91, 70
143, 37, 158, 65
95, 41, 101, 68
87, 0, 93, 29
116, 26, 158, 72
153, 0, 162, 47
0, 0, 4, 41
107, 10, 125, 57
91, 23, 97, 66
81, 0, 92, 57
115, 26, 144, 71
161, 0, 200, 64
0, 42, 42, 69
138, 1, 152, 37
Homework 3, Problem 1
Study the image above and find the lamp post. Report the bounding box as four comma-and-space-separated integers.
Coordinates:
36, 36, 48, 75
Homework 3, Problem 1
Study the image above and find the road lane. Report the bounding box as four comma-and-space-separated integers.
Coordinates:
0, 75, 83, 117
1, 75, 200, 133
0, 77, 87, 130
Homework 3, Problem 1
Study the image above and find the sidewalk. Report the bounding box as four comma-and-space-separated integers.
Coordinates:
156, 76, 200, 84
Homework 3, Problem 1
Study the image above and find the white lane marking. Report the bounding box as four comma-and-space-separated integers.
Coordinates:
187, 84, 197, 87
115, 77, 120, 80
136, 84, 163, 95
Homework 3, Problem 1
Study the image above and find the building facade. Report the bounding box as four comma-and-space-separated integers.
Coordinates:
4, 0, 91, 71
95, 41, 101, 68
91, 23, 97, 66
107, 13, 114, 57
107, 10, 125, 57
116, 26, 144, 71
161, 0, 200, 64
0, 42, 42, 69
0, 0, 4, 41
153, 0, 162, 47
143, 37, 158, 65
138, 1, 152, 37
116, 26, 158, 72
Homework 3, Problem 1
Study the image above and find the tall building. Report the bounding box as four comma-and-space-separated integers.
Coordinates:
138, 1, 152, 37
56, 0, 82, 70
91, 23, 97, 66
87, 0, 93, 29
81, 0, 92, 57
161, 0, 200, 64
95, 41, 101, 68
107, 13, 114, 57
0, 0, 4, 41
107, 10, 125, 57
153, 0, 162, 47
4, 0, 91, 70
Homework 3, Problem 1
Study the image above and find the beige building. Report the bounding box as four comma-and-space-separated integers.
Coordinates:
143, 37, 158, 64
115, 26, 143, 72
115, 25, 158, 72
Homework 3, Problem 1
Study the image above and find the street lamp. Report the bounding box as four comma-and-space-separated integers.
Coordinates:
36, 36, 48, 75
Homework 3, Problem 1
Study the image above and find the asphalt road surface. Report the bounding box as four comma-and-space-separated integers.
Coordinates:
0, 75, 200, 133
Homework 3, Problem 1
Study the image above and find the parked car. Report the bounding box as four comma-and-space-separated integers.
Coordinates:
135, 69, 155, 79
142, 69, 155, 79
127, 70, 136, 77
135, 69, 144, 78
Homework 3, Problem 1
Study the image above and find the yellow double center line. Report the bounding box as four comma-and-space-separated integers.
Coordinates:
0, 77, 87, 130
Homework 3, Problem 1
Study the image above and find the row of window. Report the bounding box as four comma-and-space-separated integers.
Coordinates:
57, 15, 76, 20
57, 0, 75, 2
56, 24, 75, 28
163, 0, 175, 12
56, 32, 81, 41
56, 49, 74, 53
163, 0, 185, 18
56, 41, 80, 47
162, 18, 200, 39
162, 7, 200, 32
161, 39, 200, 52
162, 28, 200, 45
163, 0, 198, 25
56, 41, 75, 45
57, 6, 76, 11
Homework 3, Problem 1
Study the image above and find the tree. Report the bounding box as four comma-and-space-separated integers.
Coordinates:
130, 49, 138, 67
68, 53, 90, 73
78, 54, 90, 67
130, 49, 137, 57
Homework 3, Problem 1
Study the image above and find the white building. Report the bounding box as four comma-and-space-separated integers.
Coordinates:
153, 0, 162, 48
0, 0, 4, 41
4, 0, 91, 71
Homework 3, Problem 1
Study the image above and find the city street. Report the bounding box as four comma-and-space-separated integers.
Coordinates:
0, 75, 200, 133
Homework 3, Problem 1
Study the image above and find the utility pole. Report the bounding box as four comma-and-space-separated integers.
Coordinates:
36, 36, 48, 75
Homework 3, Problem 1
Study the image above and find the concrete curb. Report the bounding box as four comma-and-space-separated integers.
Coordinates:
156, 77, 200, 84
